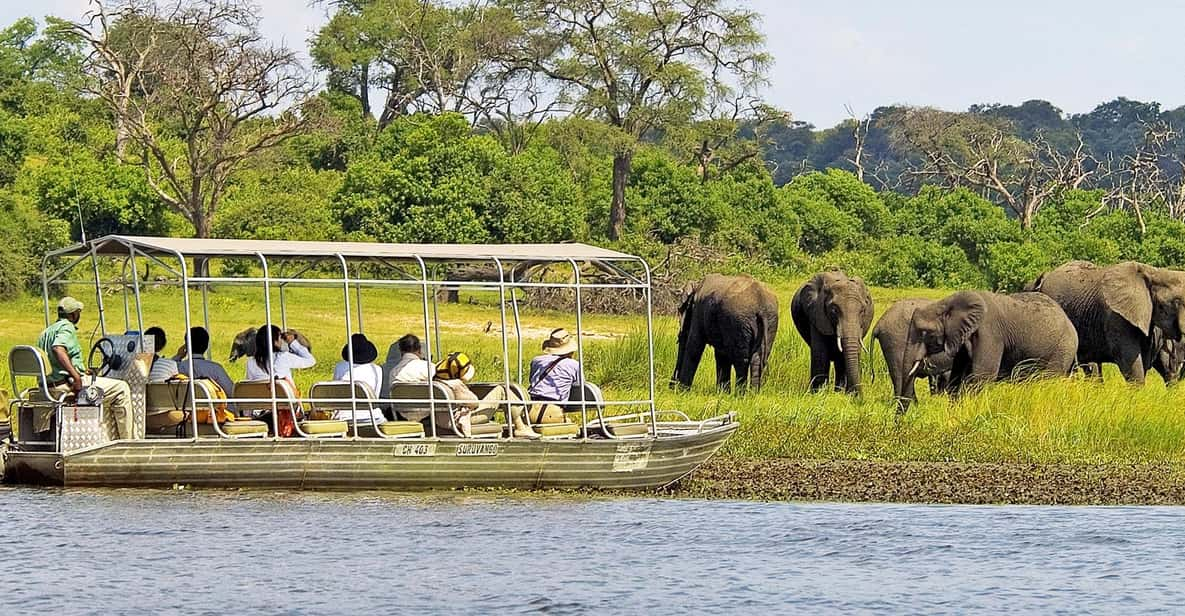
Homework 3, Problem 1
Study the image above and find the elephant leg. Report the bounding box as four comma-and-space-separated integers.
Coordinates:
808, 331, 831, 392
1116, 347, 1147, 384
715, 353, 732, 393
832, 352, 847, 392
734, 357, 752, 394
967, 350, 1002, 388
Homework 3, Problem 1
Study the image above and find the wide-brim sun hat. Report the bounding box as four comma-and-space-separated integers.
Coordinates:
542, 328, 578, 355
341, 333, 378, 364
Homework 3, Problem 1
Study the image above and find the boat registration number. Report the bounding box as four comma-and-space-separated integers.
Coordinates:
456, 442, 500, 456
392, 443, 436, 457
612, 442, 651, 472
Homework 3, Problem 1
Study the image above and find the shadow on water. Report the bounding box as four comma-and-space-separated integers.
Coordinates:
2, 487, 1184, 614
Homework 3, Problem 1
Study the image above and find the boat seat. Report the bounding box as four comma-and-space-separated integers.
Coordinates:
377, 421, 426, 437
534, 423, 580, 439
149, 381, 266, 439
308, 381, 394, 434
234, 380, 346, 438
300, 419, 350, 436
9, 346, 73, 442
183, 419, 270, 438
389, 382, 500, 438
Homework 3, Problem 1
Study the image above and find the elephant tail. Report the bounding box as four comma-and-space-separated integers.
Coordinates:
753, 312, 773, 388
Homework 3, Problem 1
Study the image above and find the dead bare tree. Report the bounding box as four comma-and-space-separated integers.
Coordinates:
844, 104, 871, 183
1102, 120, 1185, 232
890, 107, 1096, 229
62, 0, 316, 240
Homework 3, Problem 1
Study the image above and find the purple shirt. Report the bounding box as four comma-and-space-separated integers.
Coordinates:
528, 354, 582, 401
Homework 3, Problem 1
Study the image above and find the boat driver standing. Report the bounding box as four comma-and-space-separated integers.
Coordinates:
36, 297, 138, 439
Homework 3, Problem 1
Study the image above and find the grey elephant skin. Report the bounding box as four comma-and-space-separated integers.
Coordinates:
1029, 261, 1185, 383
791, 271, 874, 394
905, 291, 1077, 391
228, 327, 312, 362
873, 298, 961, 412
671, 274, 779, 392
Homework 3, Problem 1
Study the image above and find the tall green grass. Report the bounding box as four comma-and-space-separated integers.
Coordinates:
4, 283, 1184, 464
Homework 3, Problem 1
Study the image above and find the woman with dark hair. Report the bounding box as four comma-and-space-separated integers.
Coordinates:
245, 324, 316, 382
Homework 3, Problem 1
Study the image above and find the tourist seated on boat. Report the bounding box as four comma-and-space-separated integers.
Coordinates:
527, 328, 582, 424
331, 333, 386, 424
389, 334, 432, 384
174, 326, 234, 396
245, 324, 316, 382
145, 326, 179, 382
36, 296, 139, 439
434, 352, 538, 439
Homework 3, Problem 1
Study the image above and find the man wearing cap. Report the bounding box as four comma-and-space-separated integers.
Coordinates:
527, 328, 584, 423
36, 297, 137, 439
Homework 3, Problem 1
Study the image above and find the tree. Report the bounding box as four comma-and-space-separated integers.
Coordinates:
504, 0, 770, 239
889, 107, 1095, 229
313, 0, 526, 130
61, 0, 316, 239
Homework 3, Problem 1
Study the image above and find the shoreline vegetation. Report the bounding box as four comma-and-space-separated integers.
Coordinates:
5, 284, 1185, 504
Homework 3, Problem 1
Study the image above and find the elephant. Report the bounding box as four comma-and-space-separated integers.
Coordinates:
1029, 260, 1185, 383
903, 291, 1078, 393
671, 274, 779, 392
1150, 327, 1185, 385
872, 298, 964, 413
791, 271, 874, 394
228, 327, 312, 362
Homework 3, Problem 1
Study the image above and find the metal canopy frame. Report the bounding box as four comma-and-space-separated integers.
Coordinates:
41, 235, 659, 442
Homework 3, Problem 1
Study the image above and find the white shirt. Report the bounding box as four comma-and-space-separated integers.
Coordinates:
332, 361, 383, 395
391, 353, 432, 384
245, 340, 316, 381
330, 361, 385, 424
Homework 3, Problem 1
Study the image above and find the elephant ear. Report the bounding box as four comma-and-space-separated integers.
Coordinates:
942, 292, 986, 356
1101, 265, 1152, 336
806, 276, 836, 336
853, 276, 874, 332
678, 282, 699, 314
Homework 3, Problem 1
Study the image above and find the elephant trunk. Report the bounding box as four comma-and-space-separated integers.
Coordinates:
840, 320, 864, 394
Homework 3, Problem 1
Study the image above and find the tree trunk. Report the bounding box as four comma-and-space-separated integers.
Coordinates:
192, 211, 212, 278
609, 151, 632, 240
359, 63, 371, 119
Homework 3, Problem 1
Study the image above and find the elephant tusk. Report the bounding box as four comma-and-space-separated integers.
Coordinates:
836, 337, 844, 354
907, 360, 922, 378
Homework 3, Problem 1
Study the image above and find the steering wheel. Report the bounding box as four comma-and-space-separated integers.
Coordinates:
88, 338, 123, 377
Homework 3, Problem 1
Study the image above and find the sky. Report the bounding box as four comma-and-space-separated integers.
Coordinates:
5, 0, 1184, 127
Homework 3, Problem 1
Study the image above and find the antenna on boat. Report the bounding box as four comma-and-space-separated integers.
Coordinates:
75, 200, 88, 244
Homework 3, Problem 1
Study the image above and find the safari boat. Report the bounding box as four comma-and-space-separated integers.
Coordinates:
1, 236, 737, 490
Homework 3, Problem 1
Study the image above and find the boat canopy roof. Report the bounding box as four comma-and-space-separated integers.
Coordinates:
52, 235, 641, 263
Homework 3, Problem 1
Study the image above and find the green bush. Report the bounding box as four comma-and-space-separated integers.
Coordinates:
984, 241, 1058, 291
786, 169, 890, 238
214, 168, 346, 241
0, 190, 69, 298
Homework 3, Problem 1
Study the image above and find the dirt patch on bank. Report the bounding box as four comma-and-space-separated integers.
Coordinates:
672, 457, 1185, 505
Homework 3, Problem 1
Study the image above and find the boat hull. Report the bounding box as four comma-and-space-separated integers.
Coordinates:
2, 423, 736, 491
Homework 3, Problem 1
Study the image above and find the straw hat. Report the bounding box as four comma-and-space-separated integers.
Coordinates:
435, 352, 475, 381
341, 333, 378, 364
542, 328, 577, 355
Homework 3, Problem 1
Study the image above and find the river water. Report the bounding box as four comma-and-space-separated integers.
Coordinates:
1, 488, 1183, 614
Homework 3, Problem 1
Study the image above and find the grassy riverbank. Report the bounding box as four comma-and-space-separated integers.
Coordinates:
4, 281, 1185, 482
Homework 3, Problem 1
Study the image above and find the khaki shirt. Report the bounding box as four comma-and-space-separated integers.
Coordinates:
36, 318, 84, 382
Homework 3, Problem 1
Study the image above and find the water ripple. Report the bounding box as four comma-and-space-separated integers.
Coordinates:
2, 491, 1185, 613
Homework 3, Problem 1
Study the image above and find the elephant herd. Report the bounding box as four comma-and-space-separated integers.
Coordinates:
670, 261, 1185, 412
